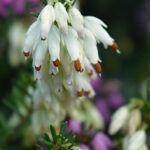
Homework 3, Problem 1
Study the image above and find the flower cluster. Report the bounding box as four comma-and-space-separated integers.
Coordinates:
109, 99, 148, 150
23, 0, 120, 97
0, 0, 39, 16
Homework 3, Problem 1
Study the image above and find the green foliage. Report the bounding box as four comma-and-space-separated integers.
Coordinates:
147, 78, 150, 101
38, 122, 79, 150
0, 72, 35, 150
41, 0, 48, 5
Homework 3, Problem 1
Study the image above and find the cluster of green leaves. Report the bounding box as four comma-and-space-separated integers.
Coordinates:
37, 122, 78, 150
0, 71, 35, 150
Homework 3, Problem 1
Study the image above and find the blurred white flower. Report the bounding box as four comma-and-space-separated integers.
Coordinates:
8, 21, 26, 66
71, 100, 104, 130
123, 130, 148, 150
128, 109, 142, 135
109, 106, 130, 135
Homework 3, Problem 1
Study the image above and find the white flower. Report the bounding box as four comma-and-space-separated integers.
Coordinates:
82, 28, 102, 74
84, 16, 120, 53
23, 21, 40, 57
40, 4, 55, 40
123, 130, 147, 150
128, 109, 142, 135
48, 25, 61, 66
54, 2, 69, 34
69, 7, 84, 35
33, 40, 47, 72
109, 106, 130, 135
64, 26, 83, 72
71, 100, 104, 130
8, 21, 26, 66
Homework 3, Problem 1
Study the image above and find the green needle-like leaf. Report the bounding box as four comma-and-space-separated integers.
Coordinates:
50, 125, 57, 143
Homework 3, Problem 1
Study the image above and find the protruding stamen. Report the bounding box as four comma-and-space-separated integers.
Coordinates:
77, 89, 84, 97
93, 62, 102, 74
53, 59, 61, 67
116, 49, 121, 54
110, 42, 121, 54
35, 65, 41, 71
41, 37, 46, 41
74, 59, 83, 72
23, 51, 30, 57
88, 70, 93, 76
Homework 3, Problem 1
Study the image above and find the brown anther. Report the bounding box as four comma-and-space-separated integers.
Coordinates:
88, 70, 93, 76
84, 91, 90, 96
53, 59, 61, 67
74, 59, 83, 72
23, 51, 30, 57
35, 65, 41, 71
77, 89, 84, 97
93, 62, 102, 74
110, 42, 119, 50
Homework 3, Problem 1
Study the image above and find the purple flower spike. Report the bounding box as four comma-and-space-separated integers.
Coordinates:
108, 94, 124, 109
95, 99, 111, 123
80, 144, 90, 150
12, 0, 26, 14
91, 132, 114, 150
68, 119, 81, 134
0, 4, 7, 16
102, 80, 121, 94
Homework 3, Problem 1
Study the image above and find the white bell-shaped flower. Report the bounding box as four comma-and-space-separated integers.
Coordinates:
33, 40, 47, 71
84, 16, 120, 53
82, 29, 102, 74
48, 25, 60, 67
128, 109, 142, 135
23, 21, 40, 57
69, 7, 84, 35
54, 2, 69, 34
40, 4, 55, 40
64, 27, 83, 72
109, 106, 130, 135
127, 130, 147, 150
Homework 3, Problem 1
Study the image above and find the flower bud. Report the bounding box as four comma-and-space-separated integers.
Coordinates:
109, 106, 130, 135
128, 109, 142, 135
